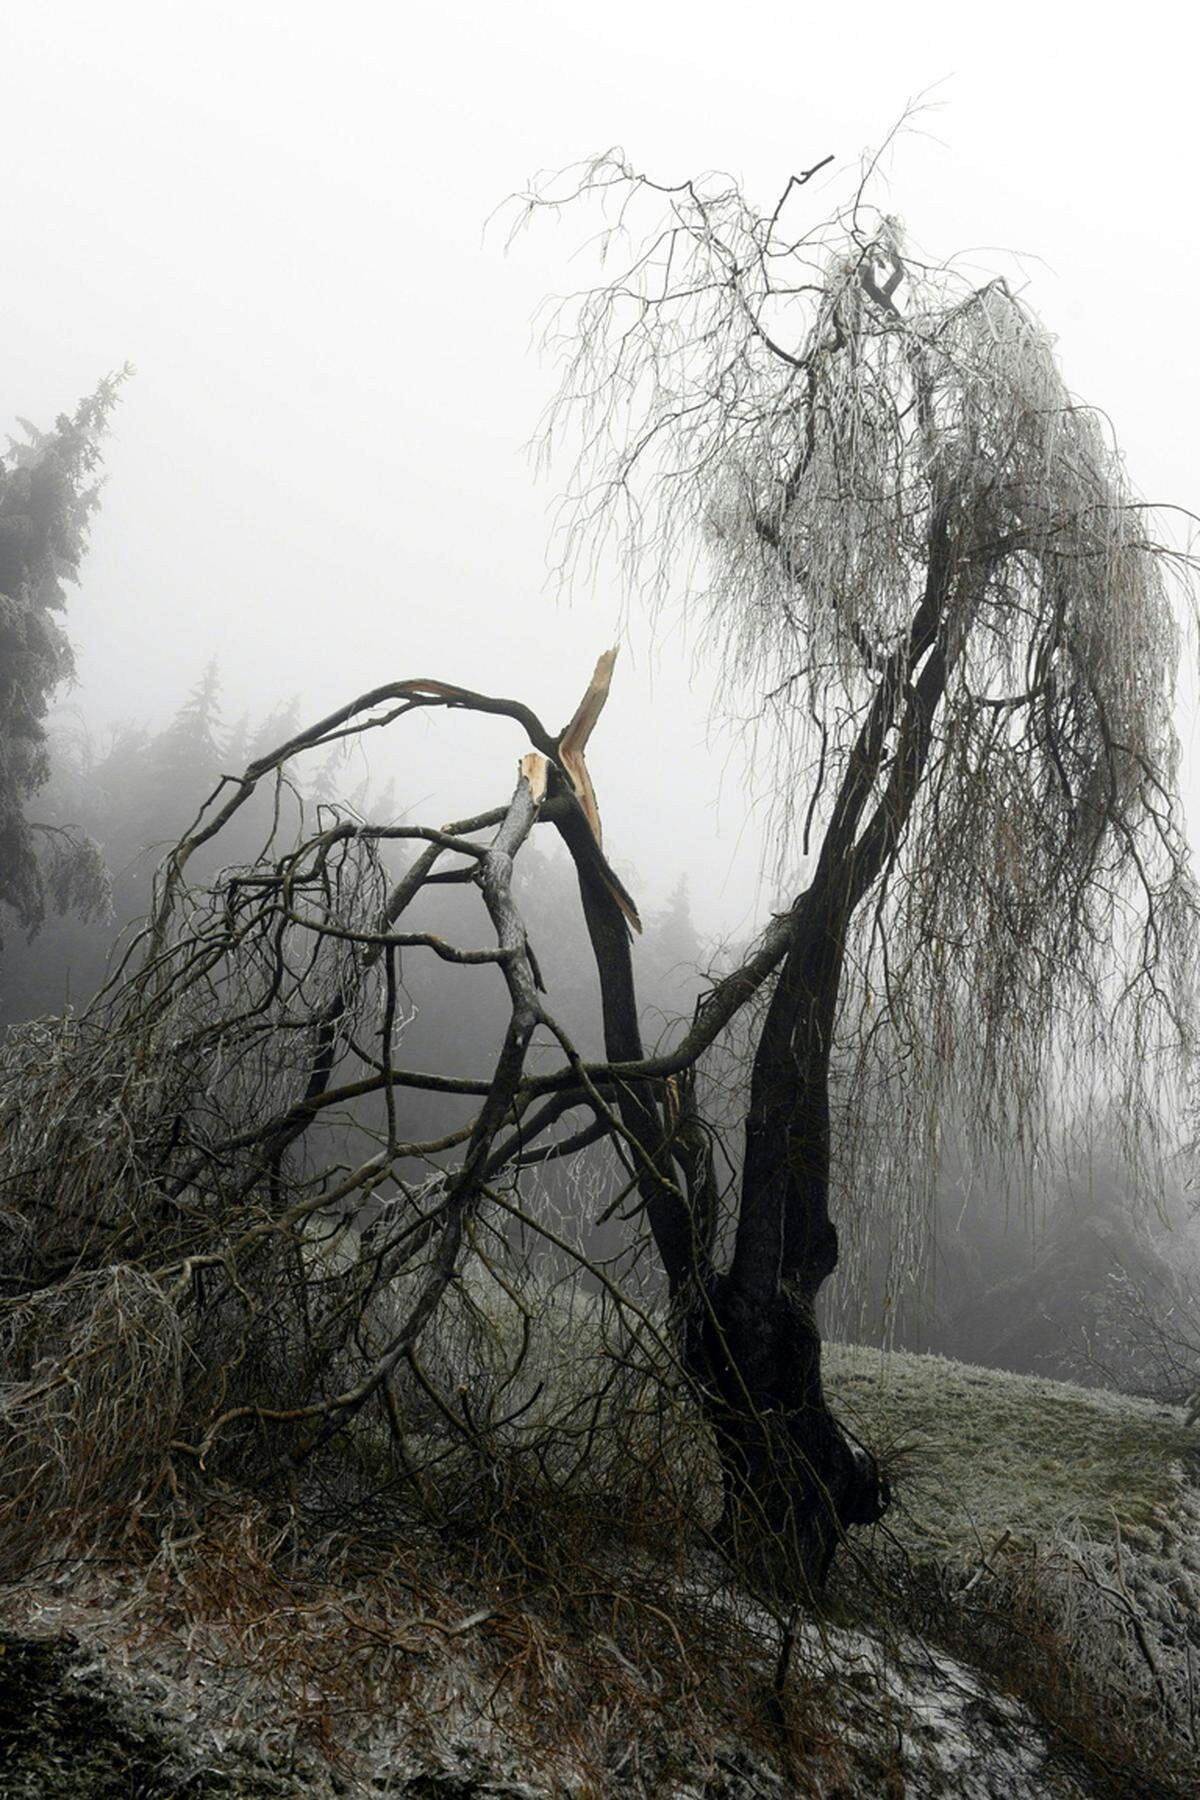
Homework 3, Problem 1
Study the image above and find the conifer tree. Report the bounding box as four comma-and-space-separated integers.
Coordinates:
0, 374, 128, 935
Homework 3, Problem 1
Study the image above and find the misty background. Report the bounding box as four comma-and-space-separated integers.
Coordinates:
4, 0, 1200, 1386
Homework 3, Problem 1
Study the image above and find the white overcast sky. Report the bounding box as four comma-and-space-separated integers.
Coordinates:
2, 0, 1198, 935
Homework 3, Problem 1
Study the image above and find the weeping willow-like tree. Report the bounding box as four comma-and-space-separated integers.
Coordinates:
510, 150, 1197, 1577
1, 158, 1195, 1601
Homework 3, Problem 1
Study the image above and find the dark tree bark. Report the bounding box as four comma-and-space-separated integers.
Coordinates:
543, 512, 958, 1588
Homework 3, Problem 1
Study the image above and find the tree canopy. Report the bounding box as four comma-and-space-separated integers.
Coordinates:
522, 151, 1196, 1213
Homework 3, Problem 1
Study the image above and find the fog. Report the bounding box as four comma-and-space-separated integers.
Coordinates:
4, 0, 1200, 936
8, 13, 1200, 1778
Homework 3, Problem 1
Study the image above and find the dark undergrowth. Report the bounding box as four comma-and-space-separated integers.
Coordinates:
7, 1467, 1198, 1798
0, 1630, 279, 1798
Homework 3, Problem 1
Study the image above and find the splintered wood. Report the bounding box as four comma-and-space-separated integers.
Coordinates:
519, 752, 549, 803
558, 648, 618, 847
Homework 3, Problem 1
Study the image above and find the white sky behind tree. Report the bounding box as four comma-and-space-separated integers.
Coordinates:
2, 0, 1198, 937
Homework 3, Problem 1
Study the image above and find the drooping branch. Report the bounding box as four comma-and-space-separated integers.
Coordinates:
278, 752, 552, 1468
519, 152, 1198, 1243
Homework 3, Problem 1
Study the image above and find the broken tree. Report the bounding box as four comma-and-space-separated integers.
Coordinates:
1, 157, 1194, 1594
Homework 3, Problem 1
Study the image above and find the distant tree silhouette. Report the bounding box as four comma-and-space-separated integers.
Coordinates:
152, 657, 224, 807
1, 674, 309, 1026
0, 374, 128, 938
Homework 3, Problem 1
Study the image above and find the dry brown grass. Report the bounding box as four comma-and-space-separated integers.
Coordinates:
0, 1483, 882, 1795
0, 1265, 182, 1580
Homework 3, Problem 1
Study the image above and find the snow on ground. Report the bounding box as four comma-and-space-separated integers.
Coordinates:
0, 1567, 1090, 1797
3, 1344, 1196, 1794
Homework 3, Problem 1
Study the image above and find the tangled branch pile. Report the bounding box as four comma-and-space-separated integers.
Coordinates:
0, 672, 723, 1587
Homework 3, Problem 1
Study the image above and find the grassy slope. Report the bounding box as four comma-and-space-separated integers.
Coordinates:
826, 1341, 1199, 1560
820, 1347, 1200, 1794
3, 1336, 1196, 1795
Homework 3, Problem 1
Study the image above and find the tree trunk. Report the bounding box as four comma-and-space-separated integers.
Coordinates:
686, 519, 954, 1588
692, 908, 889, 1591
547, 646, 934, 1592
696, 1279, 884, 1590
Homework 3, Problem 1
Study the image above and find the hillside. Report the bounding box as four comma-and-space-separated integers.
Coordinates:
827, 1342, 1200, 1563
2, 1346, 1196, 1797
